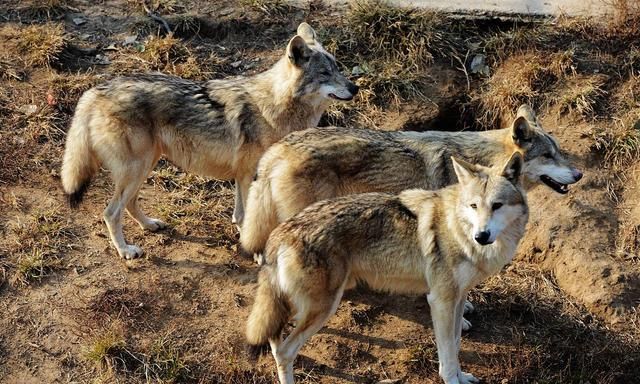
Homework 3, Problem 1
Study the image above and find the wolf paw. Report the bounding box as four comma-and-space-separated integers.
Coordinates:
253, 253, 265, 266
143, 218, 167, 232
462, 317, 472, 332
463, 300, 475, 314
120, 245, 144, 259
458, 370, 479, 384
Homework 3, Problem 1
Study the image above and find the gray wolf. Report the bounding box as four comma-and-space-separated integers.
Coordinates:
60, 23, 358, 259
245, 153, 529, 384
241, 104, 581, 258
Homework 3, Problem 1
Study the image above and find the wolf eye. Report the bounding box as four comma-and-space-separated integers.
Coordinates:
492, 203, 503, 210
470, 203, 477, 209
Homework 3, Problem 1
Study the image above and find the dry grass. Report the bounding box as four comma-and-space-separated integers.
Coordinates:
240, 0, 295, 17
592, 118, 640, 170
472, 53, 565, 128
17, 0, 71, 20
112, 35, 221, 80
557, 74, 609, 118
0, 23, 66, 68
148, 162, 237, 248
7, 205, 76, 285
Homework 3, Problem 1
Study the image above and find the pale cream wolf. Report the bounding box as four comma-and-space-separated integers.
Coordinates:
246, 153, 529, 384
241, 105, 581, 258
61, 23, 358, 259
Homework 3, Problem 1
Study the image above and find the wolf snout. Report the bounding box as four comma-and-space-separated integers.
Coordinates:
347, 82, 359, 96
572, 169, 583, 182
474, 230, 492, 245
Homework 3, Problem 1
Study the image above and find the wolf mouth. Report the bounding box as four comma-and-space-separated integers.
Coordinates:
541, 175, 569, 194
329, 93, 353, 101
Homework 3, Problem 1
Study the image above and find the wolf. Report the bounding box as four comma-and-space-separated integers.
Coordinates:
240, 105, 581, 259
60, 23, 358, 259
246, 153, 529, 384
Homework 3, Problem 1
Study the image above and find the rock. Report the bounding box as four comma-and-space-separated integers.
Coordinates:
123, 35, 137, 45
94, 54, 110, 65
470, 54, 490, 76
72, 17, 87, 26
230, 60, 242, 68
19, 104, 38, 116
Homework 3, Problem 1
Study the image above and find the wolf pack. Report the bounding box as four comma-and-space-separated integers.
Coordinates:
61, 23, 583, 384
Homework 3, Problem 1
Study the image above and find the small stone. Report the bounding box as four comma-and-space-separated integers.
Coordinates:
73, 17, 87, 26
470, 54, 490, 76
123, 35, 137, 45
19, 104, 38, 116
230, 60, 242, 68
95, 54, 110, 65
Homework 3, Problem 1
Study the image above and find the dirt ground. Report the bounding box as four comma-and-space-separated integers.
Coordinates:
0, 0, 639, 383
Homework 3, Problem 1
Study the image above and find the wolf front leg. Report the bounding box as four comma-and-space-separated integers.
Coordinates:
427, 291, 479, 384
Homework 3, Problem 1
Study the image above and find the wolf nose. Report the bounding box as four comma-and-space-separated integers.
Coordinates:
474, 231, 491, 245
572, 169, 583, 181
348, 83, 359, 95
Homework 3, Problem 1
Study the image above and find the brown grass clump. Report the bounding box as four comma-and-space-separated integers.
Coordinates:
240, 0, 295, 17
0, 23, 66, 68
346, 0, 460, 68
17, 0, 71, 20
472, 53, 562, 128
557, 74, 609, 118
592, 117, 640, 171
113, 35, 219, 80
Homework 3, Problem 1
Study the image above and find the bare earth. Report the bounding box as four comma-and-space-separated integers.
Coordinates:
0, 1, 639, 383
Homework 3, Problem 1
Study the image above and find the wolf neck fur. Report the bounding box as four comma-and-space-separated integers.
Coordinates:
247, 58, 328, 134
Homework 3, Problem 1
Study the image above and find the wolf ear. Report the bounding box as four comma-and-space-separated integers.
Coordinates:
511, 116, 533, 146
287, 35, 311, 66
451, 156, 478, 184
516, 104, 536, 122
501, 152, 523, 185
297, 22, 317, 43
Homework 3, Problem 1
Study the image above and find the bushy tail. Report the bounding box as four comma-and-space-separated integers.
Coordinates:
61, 92, 99, 208
240, 174, 278, 255
245, 266, 288, 359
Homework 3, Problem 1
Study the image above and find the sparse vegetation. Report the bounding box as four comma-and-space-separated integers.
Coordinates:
0, 0, 639, 382
0, 23, 66, 68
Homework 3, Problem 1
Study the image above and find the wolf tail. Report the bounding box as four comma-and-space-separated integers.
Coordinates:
61, 91, 99, 208
245, 265, 289, 359
240, 172, 278, 255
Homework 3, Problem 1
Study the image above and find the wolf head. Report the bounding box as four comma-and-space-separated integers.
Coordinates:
453, 153, 527, 245
510, 104, 583, 194
285, 23, 359, 101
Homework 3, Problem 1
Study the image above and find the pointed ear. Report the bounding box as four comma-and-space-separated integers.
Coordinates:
297, 22, 317, 43
511, 116, 533, 146
451, 156, 478, 184
501, 152, 524, 185
516, 104, 536, 122
286, 35, 311, 66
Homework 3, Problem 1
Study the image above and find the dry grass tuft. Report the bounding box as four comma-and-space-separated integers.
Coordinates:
85, 326, 191, 382
346, 0, 460, 68
112, 35, 220, 80
17, 0, 71, 20
0, 23, 66, 68
592, 117, 640, 171
557, 74, 609, 118
240, 0, 294, 17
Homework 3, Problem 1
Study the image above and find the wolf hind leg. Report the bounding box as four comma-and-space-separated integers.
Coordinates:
270, 283, 346, 384
125, 155, 166, 232
104, 157, 157, 259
